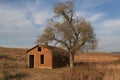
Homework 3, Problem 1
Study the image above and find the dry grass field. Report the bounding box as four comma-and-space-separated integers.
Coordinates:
0, 47, 120, 80
75, 52, 120, 62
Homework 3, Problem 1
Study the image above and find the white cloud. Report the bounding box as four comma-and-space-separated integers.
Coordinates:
96, 18, 120, 52
76, 11, 105, 23
80, 0, 110, 10
0, 4, 43, 40
88, 13, 105, 22
101, 19, 120, 27
100, 19, 120, 33
31, 11, 53, 25
17, 0, 53, 25
0, 5, 32, 28
76, 11, 89, 18
97, 37, 120, 52
0, 1, 50, 48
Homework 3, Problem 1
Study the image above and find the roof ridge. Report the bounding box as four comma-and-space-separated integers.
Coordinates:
26, 45, 66, 53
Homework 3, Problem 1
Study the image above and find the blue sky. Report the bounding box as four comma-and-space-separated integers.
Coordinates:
0, 0, 120, 52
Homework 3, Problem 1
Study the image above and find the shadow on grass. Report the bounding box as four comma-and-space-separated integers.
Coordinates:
3, 70, 29, 80
9, 73, 29, 79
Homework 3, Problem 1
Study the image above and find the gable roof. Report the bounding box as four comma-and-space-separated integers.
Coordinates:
26, 45, 68, 55
26, 45, 39, 53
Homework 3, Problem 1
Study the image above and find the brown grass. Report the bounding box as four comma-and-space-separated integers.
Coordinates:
0, 47, 120, 80
0, 47, 28, 68
75, 52, 120, 63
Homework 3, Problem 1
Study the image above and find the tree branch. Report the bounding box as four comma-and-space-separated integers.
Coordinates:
54, 38, 69, 50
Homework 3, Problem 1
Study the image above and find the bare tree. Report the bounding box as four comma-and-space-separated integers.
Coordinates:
36, 1, 98, 68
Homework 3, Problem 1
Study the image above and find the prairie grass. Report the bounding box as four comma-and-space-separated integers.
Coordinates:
0, 47, 120, 80
0, 47, 27, 68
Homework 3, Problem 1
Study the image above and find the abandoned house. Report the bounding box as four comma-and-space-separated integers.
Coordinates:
26, 45, 69, 69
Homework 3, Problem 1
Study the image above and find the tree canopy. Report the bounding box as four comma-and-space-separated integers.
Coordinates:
36, 1, 98, 67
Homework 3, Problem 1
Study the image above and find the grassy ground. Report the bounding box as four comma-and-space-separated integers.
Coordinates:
0, 47, 120, 80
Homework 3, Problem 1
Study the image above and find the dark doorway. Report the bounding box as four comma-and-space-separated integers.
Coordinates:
29, 55, 34, 68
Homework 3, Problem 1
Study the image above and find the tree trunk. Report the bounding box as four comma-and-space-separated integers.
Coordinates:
70, 53, 74, 68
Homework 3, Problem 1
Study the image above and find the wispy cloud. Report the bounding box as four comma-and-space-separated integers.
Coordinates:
97, 37, 120, 52
100, 19, 120, 33
96, 18, 120, 52
75, 0, 120, 52
31, 11, 53, 25
88, 13, 105, 22
101, 19, 120, 28
80, 0, 111, 10
0, 2, 44, 47
0, 0, 52, 47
